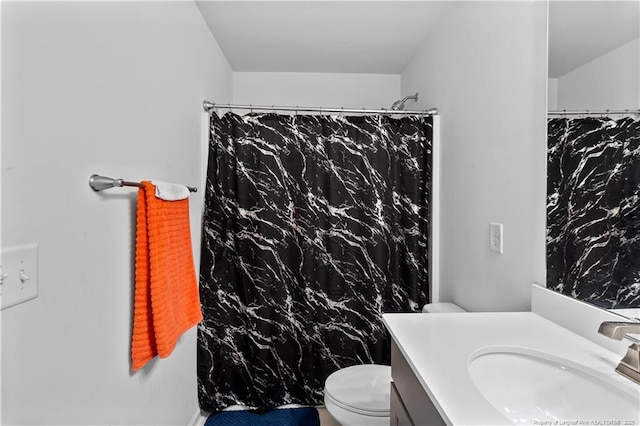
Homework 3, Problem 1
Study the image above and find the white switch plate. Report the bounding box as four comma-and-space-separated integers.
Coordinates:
1, 244, 39, 310
490, 223, 503, 254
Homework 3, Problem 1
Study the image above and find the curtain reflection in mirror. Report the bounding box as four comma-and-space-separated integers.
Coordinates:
547, 116, 640, 309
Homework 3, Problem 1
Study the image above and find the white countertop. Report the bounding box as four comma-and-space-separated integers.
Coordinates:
383, 312, 638, 425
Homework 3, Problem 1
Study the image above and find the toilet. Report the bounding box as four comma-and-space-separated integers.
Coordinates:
324, 364, 391, 426
323, 302, 465, 425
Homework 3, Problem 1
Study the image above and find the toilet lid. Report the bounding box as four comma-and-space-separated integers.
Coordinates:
324, 364, 391, 414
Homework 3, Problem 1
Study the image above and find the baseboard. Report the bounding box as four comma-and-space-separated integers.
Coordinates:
188, 408, 207, 426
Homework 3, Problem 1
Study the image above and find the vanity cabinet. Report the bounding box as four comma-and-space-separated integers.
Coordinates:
390, 340, 445, 426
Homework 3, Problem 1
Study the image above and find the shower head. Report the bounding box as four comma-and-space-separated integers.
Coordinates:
391, 93, 419, 111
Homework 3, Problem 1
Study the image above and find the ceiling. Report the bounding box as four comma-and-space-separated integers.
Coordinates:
196, 1, 640, 76
195, 1, 457, 73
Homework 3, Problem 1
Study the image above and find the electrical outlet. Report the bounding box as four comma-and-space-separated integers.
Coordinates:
1, 244, 39, 310
490, 223, 503, 254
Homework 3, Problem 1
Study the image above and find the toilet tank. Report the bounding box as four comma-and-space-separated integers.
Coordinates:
421, 302, 466, 313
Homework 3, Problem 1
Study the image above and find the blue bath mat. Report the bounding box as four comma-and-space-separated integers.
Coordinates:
205, 407, 320, 426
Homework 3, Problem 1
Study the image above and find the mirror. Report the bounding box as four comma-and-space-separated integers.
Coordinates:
548, 1, 639, 111
546, 1, 640, 318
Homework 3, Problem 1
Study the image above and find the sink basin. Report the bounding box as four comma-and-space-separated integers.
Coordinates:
468, 347, 640, 424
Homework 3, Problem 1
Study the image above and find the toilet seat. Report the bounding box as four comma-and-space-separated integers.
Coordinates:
324, 364, 391, 416
325, 391, 389, 417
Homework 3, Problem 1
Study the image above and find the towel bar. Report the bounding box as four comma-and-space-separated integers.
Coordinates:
89, 174, 197, 193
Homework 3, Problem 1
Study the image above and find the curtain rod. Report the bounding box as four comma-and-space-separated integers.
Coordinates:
203, 101, 438, 116
548, 109, 640, 116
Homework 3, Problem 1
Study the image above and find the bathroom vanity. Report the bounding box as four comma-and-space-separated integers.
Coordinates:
383, 288, 640, 425
390, 339, 445, 425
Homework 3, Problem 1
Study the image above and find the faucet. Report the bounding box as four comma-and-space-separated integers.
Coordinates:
598, 321, 640, 384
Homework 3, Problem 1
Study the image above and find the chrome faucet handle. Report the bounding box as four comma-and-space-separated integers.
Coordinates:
599, 321, 640, 385
598, 321, 640, 343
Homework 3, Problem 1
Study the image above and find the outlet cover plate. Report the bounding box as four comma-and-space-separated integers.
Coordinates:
490, 223, 503, 254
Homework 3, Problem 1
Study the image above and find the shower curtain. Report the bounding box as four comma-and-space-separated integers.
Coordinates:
198, 112, 433, 411
547, 116, 640, 309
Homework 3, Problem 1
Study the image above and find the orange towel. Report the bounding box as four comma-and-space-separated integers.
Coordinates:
131, 181, 203, 371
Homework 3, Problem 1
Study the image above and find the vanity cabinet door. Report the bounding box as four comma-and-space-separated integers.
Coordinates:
391, 340, 446, 426
390, 382, 414, 426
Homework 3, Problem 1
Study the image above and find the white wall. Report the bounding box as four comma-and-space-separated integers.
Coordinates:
0, 2, 3, 419
1, 2, 232, 425
548, 78, 558, 110
402, 1, 548, 312
556, 38, 640, 110
233, 72, 400, 109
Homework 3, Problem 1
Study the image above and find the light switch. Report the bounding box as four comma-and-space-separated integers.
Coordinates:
1, 244, 39, 310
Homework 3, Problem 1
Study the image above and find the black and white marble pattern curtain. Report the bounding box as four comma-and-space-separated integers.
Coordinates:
547, 116, 640, 309
198, 112, 432, 412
